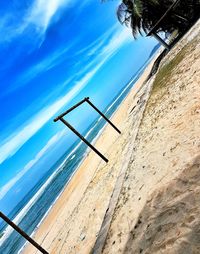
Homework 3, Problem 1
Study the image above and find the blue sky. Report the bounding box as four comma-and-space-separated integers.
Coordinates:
0, 0, 158, 214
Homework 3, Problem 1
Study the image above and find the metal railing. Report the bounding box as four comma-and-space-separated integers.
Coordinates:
54, 97, 121, 163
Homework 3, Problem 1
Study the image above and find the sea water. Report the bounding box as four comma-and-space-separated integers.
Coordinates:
0, 64, 149, 254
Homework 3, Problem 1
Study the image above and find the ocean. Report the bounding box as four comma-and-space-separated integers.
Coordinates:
0, 59, 151, 254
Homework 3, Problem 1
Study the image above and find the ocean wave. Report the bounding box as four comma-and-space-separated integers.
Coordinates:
0, 135, 91, 248
16, 195, 59, 254
64, 141, 82, 161
0, 142, 83, 247
1, 70, 141, 252
70, 154, 76, 161
84, 124, 97, 139
97, 116, 102, 122
105, 78, 134, 114
0, 164, 62, 246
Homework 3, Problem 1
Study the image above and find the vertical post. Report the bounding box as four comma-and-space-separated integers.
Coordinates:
59, 118, 108, 163
152, 32, 170, 50
85, 98, 121, 134
0, 212, 49, 254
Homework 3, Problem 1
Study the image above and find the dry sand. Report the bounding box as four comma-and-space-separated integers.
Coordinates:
103, 21, 200, 254
24, 20, 200, 254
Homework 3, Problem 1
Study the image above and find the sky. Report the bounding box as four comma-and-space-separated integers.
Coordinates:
0, 0, 158, 215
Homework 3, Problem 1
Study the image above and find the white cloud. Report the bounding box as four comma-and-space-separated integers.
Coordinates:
100, 27, 133, 57
27, 0, 70, 33
0, 130, 65, 199
0, 0, 72, 44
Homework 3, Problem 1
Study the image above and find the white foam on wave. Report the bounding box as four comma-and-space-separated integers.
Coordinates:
0, 141, 83, 247
5, 121, 107, 252
97, 116, 102, 122
105, 77, 135, 114
0, 162, 63, 246
70, 154, 76, 161
1, 137, 88, 252
81, 115, 103, 142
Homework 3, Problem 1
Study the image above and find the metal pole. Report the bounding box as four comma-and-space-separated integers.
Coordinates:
85, 98, 121, 134
0, 212, 49, 254
54, 98, 88, 122
152, 32, 170, 50
60, 118, 108, 163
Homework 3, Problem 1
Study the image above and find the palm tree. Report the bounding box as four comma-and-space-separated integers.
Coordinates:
117, 0, 200, 38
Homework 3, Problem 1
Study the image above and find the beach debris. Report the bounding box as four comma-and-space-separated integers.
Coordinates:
80, 232, 86, 241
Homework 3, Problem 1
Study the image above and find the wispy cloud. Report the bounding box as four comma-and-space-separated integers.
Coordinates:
0, 25, 132, 165
0, 62, 104, 165
10, 42, 75, 92
100, 28, 133, 57
0, 130, 66, 199
74, 25, 117, 57
6, 27, 110, 94
0, 0, 73, 45
11, 25, 131, 93
27, 0, 69, 33
0, 82, 85, 165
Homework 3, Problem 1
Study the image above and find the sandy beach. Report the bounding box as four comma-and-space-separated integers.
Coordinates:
23, 50, 158, 254
24, 20, 200, 254
103, 21, 200, 254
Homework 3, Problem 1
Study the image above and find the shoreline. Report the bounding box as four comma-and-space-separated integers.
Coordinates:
23, 52, 161, 254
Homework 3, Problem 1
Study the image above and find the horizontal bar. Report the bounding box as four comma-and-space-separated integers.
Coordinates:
85, 98, 121, 134
0, 212, 49, 254
60, 118, 108, 163
54, 97, 89, 122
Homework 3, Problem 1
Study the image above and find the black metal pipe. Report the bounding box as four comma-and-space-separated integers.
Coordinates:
60, 118, 108, 163
54, 97, 89, 122
152, 32, 170, 50
146, 0, 181, 37
0, 212, 49, 254
85, 98, 121, 134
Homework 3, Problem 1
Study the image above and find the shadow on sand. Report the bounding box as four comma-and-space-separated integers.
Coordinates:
123, 154, 200, 254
